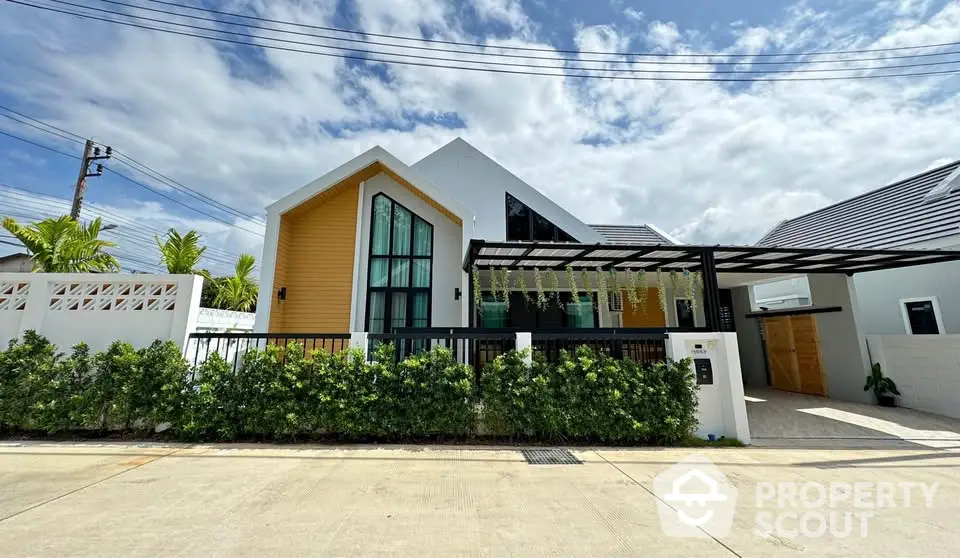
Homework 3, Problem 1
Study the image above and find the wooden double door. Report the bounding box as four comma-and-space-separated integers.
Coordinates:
763, 314, 826, 396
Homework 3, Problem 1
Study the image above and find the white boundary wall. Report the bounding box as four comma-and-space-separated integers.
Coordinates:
867, 335, 960, 419
0, 273, 203, 352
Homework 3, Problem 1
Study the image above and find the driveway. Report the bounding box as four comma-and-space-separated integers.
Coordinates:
0, 442, 957, 556
746, 387, 960, 448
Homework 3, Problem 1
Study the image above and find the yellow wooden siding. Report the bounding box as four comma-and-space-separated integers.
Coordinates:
621, 288, 667, 327
268, 181, 359, 332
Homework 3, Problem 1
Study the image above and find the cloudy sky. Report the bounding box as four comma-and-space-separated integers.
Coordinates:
1, 0, 959, 273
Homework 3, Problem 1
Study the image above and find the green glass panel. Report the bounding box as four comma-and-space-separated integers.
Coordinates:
413, 218, 432, 256
369, 258, 388, 287
391, 259, 410, 287
412, 259, 431, 288
392, 205, 411, 255
371, 196, 392, 256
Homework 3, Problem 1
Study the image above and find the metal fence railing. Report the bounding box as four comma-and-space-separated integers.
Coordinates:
370, 328, 517, 369
531, 329, 668, 365
185, 332, 352, 371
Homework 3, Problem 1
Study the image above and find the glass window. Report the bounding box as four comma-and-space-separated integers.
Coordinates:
366, 194, 433, 333
480, 295, 508, 328
675, 299, 695, 328
904, 300, 940, 334
505, 192, 576, 242
371, 196, 392, 255
532, 213, 554, 241
567, 295, 595, 328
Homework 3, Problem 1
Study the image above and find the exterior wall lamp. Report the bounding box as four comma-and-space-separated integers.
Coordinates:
277, 287, 287, 301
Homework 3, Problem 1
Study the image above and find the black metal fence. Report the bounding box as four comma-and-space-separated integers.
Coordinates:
185, 332, 351, 371
532, 329, 667, 365
371, 328, 517, 368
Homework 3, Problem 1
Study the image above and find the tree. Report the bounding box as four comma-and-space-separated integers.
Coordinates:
2, 216, 119, 273
213, 254, 258, 312
155, 229, 208, 276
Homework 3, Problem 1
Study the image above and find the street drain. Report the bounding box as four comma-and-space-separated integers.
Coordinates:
521, 448, 582, 465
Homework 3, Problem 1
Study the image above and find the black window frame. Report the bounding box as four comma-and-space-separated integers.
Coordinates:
675, 297, 696, 328
903, 299, 941, 335
479, 291, 599, 328
505, 192, 576, 242
364, 193, 434, 334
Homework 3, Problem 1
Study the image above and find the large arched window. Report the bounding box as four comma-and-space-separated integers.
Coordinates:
365, 194, 433, 333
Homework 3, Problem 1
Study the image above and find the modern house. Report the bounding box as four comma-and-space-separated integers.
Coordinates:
756, 159, 960, 335
253, 137, 960, 417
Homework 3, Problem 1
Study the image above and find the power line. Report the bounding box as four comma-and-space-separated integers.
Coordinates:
11, 0, 960, 82
31, 0, 960, 76
0, 102, 266, 226
87, 0, 960, 67
136, 0, 960, 59
0, 128, 80, 159
0, 111, 86, 144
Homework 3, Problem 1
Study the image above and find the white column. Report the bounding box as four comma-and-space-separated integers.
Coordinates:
350, 331, 369, 356
807, 274, 872, 403
18, 274, 49, 335
253, 210, 281, 333
516, 332, 532, 365
171, 275, 205, 351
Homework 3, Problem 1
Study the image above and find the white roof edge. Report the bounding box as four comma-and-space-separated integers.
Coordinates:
924, 164, 960, 201
646, 223, 680, 245
267, 146, 474, 223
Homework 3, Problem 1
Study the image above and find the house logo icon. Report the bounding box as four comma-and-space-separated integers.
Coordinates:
653, 454, 738, 538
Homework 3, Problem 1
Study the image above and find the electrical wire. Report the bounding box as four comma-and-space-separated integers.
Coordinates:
0, 111, 86, 144
0, 129, 80, 159
29, 0, 960, 75
87, 0, 960, 66
0, 103, 267, 226
136, 0, 960, 59
10, 0, 960, 82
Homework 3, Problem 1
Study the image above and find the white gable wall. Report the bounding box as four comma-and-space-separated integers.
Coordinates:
412, 138, 603, 243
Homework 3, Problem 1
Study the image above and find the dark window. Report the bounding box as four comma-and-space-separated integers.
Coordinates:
505, 193, 576, 242
479, 291, 596, 328
904, 300, 940, 335
366, 194, 433, 333
675, 299, 695, 328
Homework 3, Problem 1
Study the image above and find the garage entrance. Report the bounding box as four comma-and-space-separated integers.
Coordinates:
763, 314, 826, 396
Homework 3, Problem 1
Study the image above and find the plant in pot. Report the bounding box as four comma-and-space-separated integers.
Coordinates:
864, 363, 901, 407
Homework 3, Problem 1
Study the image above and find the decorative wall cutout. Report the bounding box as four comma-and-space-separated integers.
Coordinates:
0, 282, 29, 311
48, 281, 178, 312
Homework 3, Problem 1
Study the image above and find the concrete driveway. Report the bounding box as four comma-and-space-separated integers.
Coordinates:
0, 442, 957, 557
746, 387, 960, 448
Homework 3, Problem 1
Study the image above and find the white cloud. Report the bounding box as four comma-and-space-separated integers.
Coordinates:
623, 7, 645, 23
1, 0, 959, 257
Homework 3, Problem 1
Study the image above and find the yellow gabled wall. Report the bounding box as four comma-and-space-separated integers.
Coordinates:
268, 180, 360, 333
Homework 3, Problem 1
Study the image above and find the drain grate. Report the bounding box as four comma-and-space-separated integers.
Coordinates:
521, 448, 582, 465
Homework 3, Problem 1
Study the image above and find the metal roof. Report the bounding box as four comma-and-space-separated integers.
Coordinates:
757, 160, 960, 249
588, 224, 674, 245
464, 240, 960, 275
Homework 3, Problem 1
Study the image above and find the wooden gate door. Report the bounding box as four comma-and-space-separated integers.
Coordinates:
763, 316, 801, 392
789, 315, 826, 396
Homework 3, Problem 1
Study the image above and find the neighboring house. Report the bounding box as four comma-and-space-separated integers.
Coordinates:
0, 253, 32, 272
757, 160, 960, 335
253, 138, 694, 334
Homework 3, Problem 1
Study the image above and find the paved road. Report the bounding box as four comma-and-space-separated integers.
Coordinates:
0, 442, 956, 556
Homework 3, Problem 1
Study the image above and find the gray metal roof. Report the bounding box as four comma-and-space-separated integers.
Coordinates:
589, 224, 674, 245
757, 160, 960, 249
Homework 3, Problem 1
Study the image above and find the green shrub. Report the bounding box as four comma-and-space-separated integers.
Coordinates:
481, 346, 697, 444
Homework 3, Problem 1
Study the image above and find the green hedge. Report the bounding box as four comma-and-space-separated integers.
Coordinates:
0, 332, 697, 444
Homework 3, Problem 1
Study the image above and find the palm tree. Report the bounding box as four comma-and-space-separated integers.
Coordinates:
155, 229, 208, 276
2, 216, 119, 273
214, 254, 258, 311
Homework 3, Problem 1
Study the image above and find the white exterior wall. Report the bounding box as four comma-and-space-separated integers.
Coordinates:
867, 335, 960, 419
412, 138, 603, 243
0, 273, 203, 352
808, 274, 872, 403
666, 332, 751, 444
352, 173, 466, 330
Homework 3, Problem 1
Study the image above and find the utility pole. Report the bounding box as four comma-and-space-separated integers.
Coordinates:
70, 140, 112, 220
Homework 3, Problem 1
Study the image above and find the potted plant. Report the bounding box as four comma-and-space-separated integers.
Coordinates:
864, 363, 901, 407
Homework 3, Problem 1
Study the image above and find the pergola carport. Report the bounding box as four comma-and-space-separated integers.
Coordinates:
464, 239, 960, 403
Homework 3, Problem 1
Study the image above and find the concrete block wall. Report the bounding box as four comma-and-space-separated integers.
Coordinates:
867, 334, 960, 419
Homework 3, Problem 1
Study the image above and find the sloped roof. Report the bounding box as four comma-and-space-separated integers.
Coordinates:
757, 160, 960, 249
589, 224, 675, 245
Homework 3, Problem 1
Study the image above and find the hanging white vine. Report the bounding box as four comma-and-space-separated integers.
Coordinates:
517, 268, 532, 307
565, 265, 580, 308
488, 265, 498, 304
669, 270, 681, 297
500, 267, 511, 311
609, 270, 620, 302
534, 268, 547, 310
595, 267, 608, 310
546, 269, 561, 306
581, 269, 594, 306
638, 270, 648, 315
684, 269, 697, 311
656, 268, 667, 313
472, 265, 482, 315
626, 269, 639, 310
695, 271, 704, 300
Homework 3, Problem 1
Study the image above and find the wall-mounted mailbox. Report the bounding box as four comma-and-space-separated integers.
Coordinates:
694, 358, 714, 385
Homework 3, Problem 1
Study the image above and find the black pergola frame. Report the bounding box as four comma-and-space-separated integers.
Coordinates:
463, 239, 960, 331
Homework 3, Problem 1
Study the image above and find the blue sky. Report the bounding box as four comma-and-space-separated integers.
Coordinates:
1, 0, 959, 273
